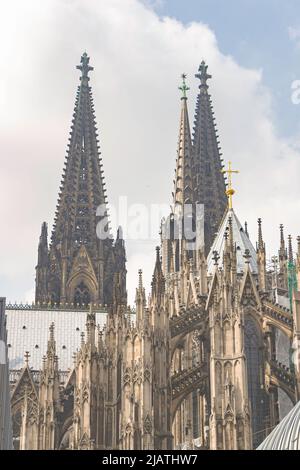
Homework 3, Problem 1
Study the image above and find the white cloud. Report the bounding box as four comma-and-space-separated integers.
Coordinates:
0, 0, 300, 305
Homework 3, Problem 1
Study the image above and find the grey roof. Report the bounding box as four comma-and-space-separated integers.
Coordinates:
257, 400, 300, 450
6, 308, 107, 371
207, 208, 258, 275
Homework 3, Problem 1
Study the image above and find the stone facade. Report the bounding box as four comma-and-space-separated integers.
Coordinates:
7, 54, 300, 450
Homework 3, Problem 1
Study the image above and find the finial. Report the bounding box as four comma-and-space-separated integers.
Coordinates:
288, 235, 293, 263
243, 249, 251, 264
49, 322, 55, 342
280, 224, 285, 247
155, 246, 160, 263
179, 73, 189, 99
257, 218, 264, 250
195, 60, 212, 87
244, 221, 249, 238
24, 351, 30, 366
76, 52, 93, 81
221, 161, 239, 210
212, 250, 220, 266
138, 269, 143, 289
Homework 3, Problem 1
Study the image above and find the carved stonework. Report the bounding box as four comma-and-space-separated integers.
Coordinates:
143, 414, 152, 434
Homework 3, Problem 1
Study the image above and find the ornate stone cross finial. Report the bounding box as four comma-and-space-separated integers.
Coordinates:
221, 161, 239, 210
195, 60, 212, 87
76, 52, 94, 80
179, 73, 190, 99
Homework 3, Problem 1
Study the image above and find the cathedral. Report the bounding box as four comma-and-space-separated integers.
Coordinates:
4, 53, 300, 450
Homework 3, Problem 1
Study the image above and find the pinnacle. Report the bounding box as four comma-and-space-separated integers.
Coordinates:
288, 234, 293, 263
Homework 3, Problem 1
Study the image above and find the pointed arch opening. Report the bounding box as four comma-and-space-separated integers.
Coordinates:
73, 281, 91, 306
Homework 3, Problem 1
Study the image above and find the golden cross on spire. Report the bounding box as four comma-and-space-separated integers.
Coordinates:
221, 161, 239, 209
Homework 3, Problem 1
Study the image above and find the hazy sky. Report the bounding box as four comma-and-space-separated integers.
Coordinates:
1, 0, 300, 305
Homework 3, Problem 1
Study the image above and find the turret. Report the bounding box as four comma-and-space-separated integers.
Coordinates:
35, 222, 49, 303
256, 218, 266, 291
278, 224, 288, 291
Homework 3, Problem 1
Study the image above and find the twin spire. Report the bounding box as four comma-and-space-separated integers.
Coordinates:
173, 63, 234, 254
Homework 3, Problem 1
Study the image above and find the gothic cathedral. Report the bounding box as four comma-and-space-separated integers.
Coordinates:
7, 54, 300, 450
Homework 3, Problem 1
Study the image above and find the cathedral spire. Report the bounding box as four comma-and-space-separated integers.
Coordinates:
173, 74, 194, 213
193, 61, 227, 253
50, 52, 108, 253
35, 53, 125, 307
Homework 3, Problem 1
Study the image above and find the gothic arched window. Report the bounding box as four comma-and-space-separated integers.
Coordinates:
74, 281, 90, 306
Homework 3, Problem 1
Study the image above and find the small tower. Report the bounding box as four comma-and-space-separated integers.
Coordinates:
35, 222, 49, 303
256, 218, 266, 291
278, 224, 288, 291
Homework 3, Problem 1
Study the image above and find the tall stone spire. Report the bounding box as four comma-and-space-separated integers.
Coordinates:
173, 74, 194, 212
162, 74, 196, 275
193, 61, 227, 253
35, 53, 126, 307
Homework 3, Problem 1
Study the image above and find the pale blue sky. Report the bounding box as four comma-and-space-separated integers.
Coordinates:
154, 0, 300, 137
2, 0, 300, 305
